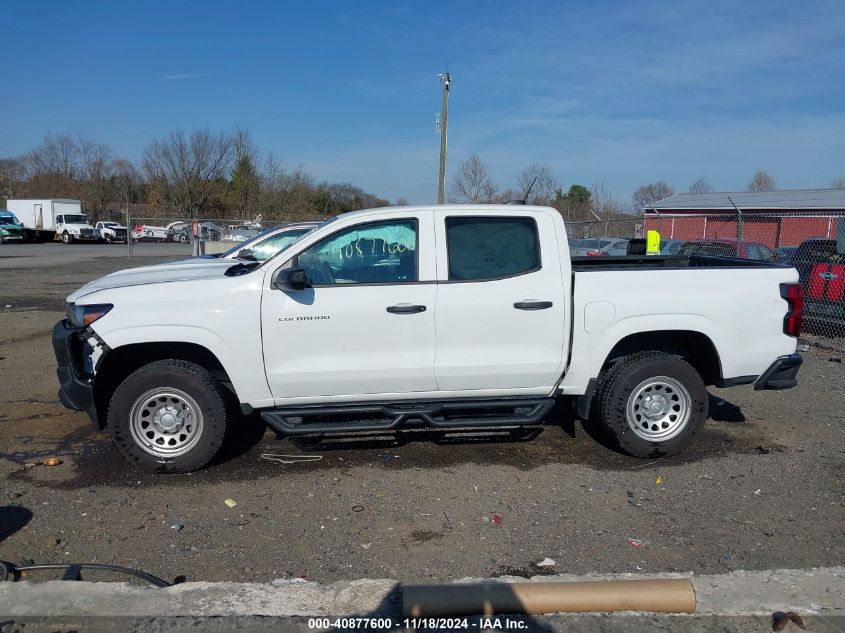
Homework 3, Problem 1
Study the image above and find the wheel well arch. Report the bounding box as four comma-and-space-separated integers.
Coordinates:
92, 342, 233, 430
602, 330, 722, 385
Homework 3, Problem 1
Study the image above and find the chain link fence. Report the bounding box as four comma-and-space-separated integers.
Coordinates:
645, 211, 845, 351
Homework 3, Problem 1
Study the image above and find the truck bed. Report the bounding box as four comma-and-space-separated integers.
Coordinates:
571, 254, 787, 271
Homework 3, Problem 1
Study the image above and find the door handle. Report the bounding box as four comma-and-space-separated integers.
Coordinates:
386, 304, 427, 314
514, 300, 553, 311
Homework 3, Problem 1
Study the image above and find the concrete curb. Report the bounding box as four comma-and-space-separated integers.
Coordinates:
1, 567, 842, 618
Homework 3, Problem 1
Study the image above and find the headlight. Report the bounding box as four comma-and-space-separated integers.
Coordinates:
66, 303, 113, 327
0, 228, 8, 236
69, 228, 80, 234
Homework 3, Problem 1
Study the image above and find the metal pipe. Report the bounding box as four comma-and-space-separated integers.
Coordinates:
403, 579, 696, 617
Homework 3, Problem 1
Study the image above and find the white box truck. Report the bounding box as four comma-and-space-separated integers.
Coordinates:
7, 199, 98, 243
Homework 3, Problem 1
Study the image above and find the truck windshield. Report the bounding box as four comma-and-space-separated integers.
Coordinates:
63, 215, 89, 224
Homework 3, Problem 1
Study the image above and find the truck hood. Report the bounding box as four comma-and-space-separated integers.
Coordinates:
63, 223, 96, 230
67, 259, 245, 302
102, 224, 127, 230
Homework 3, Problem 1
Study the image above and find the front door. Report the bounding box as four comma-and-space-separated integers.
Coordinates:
261, 213, 438, 401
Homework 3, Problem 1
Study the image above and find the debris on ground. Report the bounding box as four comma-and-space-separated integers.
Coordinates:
352, 505, 364, 512
698, 473, 714, 480
627, 538, 646, 548
536, 557, 556, 567
797, 343, 810, 352
491, 514, 503, 525
271, 577, 307, 585
260, 453, 323, 464
361, 543, 373, 550
772, 611, 806, 631
655, 475, 663, 485
171, 522, 184, 531
24, 457, 63, 469
224, 498, 238, 508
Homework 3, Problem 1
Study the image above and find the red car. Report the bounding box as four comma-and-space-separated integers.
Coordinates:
678, 238, 774, 261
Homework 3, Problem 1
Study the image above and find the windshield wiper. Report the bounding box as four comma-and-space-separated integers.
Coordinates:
224, 261, 262, 277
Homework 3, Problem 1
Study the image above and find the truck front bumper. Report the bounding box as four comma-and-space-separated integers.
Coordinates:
52, 319, 99, 426
754, 353, 802, 390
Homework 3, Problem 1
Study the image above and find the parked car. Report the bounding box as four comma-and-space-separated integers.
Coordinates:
173, 222, 222, 243
660, 239, 686, 255
95, 221, 128, 244
54, 204, 802, 472
679, 239, 774, 261
570, 238, 630, 257
792, 238, 845, 334
132, 224, 170, 242
169, 221, 320, 265
774, 246, 799, 265
0, 211, 25, 243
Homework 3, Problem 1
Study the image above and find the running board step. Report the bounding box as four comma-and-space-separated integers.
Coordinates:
261, 398, 556, 436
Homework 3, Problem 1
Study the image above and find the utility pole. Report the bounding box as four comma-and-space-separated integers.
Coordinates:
437, 71, 451, 204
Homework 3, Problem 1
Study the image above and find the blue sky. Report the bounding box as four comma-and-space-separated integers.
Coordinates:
2, 0, 844, 207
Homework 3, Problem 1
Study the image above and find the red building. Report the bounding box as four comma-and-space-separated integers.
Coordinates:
643, 189, 844, 248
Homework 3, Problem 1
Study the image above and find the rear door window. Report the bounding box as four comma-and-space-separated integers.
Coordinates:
446, 217, 540, 281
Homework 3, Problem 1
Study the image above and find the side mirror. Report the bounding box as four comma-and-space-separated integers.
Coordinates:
237, 248, 256, 261
274, 267, 310, 291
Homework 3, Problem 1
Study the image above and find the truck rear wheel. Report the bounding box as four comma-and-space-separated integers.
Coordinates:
597, 351, 707, 458
107, 360, 228, 473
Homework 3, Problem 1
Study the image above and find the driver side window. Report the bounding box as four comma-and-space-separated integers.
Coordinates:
296, 219, 418, 285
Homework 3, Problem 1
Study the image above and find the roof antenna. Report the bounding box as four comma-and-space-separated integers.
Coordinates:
507, 177, 537, 205
727, 195, 744, 240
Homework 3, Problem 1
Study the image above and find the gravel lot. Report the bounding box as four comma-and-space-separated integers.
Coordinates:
0, 245, 843, 585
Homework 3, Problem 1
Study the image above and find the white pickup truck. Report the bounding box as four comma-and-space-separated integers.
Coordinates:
53, 205, 804, 472
95, 221, 128, 244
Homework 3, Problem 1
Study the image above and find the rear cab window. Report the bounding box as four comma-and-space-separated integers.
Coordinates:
445, 216, 540, 281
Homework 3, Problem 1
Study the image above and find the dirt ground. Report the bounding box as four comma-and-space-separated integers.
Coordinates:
0, 245, 843, 585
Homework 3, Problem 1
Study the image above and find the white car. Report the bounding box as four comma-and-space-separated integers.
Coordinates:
131, 224, 169, 242
95, 221, 128, 244
168, 221, 320, 265
54, 205, 803, 472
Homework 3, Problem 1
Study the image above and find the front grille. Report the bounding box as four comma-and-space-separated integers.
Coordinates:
80, 229, 94, 236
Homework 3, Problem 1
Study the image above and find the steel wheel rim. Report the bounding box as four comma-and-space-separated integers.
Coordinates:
625, 375, 691, 442
129, 388, 204, 458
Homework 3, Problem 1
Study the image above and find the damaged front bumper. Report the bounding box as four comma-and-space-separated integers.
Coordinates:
52, 319, 103, 426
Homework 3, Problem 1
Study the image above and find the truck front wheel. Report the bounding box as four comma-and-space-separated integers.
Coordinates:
597, 351, 707, 458
62, 232, 73, 244
107, 360, 228, 473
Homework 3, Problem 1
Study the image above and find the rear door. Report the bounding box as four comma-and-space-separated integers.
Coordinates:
432, 210, 567, 392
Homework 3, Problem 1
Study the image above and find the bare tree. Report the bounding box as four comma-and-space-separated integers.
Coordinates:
832, 177, 845, 190
632, 181, 674, 210
590, 181, 622, 219
449, 154, 497, 203
516, 163, 558, 205
490, 188, 522, 204
0, 157, 25, 203
142, 129, 234, 217
688, 176, 713, 194
748, 170, 775, 192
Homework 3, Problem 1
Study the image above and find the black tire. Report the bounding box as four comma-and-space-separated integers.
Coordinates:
107, 359, 228, 473
597, 351, 708, 458
62, 232, 72, 244
104, 233, 113, 244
